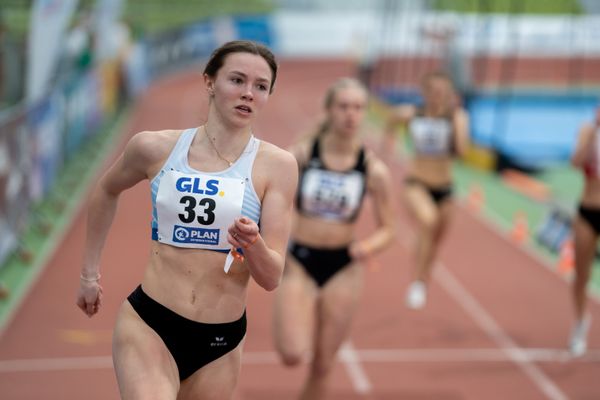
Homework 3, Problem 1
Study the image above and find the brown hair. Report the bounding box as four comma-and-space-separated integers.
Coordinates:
420, 70, 458, 112
420, 70, 454, 88
203, 40, 278, 93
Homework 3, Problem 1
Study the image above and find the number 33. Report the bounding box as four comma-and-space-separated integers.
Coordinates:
178, 196, 216, 225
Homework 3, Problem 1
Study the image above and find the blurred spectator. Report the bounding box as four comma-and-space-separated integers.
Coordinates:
118, 18, 149, 99
62, 12, 94, 74
112, 17, 134, 103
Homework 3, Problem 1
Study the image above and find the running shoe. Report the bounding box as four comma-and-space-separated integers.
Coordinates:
569, 314, 592, 357
405, 281, 427, 309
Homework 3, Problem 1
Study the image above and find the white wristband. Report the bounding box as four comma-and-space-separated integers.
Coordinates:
80, 273, 101, 282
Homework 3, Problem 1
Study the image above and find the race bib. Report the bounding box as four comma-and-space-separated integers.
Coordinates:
156, 171, 245, 250
410, 117, 452, 155
301, 168, 364, 221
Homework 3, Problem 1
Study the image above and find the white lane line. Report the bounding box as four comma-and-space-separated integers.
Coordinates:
2, 348, 599, 373
355, 348, 600, 363
436, 265, 568, 400
394, 221, 568, 400
0, 356, 114, 373
339, 341, 372, 394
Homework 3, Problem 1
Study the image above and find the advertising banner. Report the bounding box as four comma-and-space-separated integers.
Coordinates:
28, 93, 65, 201
93, 0, 125, 61
0, 108, 32, 267
233, 15, 273, 47
26, 0, 79, 103
62, 69, 103, 159
144, 21, 215, 79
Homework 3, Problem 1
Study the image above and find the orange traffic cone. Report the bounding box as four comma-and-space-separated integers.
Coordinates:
510, 211, 529, 244
557, 238, 575, 275
467, 184, 484, 213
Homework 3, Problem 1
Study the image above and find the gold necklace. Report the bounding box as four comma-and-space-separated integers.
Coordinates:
204, 126, 233, 167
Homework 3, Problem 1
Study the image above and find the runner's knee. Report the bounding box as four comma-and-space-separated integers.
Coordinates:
310, 354, 335, 377
278, 346, 305, 367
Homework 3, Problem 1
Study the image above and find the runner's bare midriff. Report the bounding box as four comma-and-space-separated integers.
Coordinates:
293, 213, 356, 249
408, 156, 453, 187
140, 241, 250, 323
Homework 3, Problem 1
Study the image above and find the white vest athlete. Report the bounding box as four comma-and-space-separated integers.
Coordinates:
409, 110, 454, 157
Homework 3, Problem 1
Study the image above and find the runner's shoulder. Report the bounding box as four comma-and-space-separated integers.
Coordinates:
125, 129, 184, 165
364, 150, 391, 185
256, 140, 298, 176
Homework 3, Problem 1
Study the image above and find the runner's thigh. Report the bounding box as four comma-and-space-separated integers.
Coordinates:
113, 302, 180, 400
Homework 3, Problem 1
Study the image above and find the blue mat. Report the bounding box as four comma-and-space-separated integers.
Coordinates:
468, 93, 599, 168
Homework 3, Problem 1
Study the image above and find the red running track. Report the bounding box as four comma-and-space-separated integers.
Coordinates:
0, 60, 599, 400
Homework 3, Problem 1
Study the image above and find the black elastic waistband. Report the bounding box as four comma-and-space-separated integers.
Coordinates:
127, 285, 246, 329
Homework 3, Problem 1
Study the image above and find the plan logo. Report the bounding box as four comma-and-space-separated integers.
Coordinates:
174, 227, 190, 241
172, 225, 220, 245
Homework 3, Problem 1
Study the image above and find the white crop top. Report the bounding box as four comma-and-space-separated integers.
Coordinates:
409, 111, 454, 157
150, 128, 261, 252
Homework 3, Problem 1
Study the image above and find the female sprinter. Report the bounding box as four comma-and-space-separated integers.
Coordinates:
569, 106, 600, 356
384, 71, 469, 309
273, 77, 396, 400
76, 40, 297, 399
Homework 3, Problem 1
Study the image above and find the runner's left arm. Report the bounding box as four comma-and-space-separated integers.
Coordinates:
453, 108, 470, 158
228, 146, 298, 291
350, 156, 396, 259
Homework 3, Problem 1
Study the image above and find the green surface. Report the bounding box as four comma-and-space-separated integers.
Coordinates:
122, 1, 274, 35
0, 107, 128, 332
1, 0, 275, 39
536, 165, 584, 209
434, 0, 582, 14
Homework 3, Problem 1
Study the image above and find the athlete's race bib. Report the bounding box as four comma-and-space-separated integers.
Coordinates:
156, 170, 245, 250
410, 117, 452, 156
301, 168, 364, 221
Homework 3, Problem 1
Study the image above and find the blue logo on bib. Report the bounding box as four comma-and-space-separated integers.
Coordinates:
175, 177, 219, 196
173, 225, 220, 245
